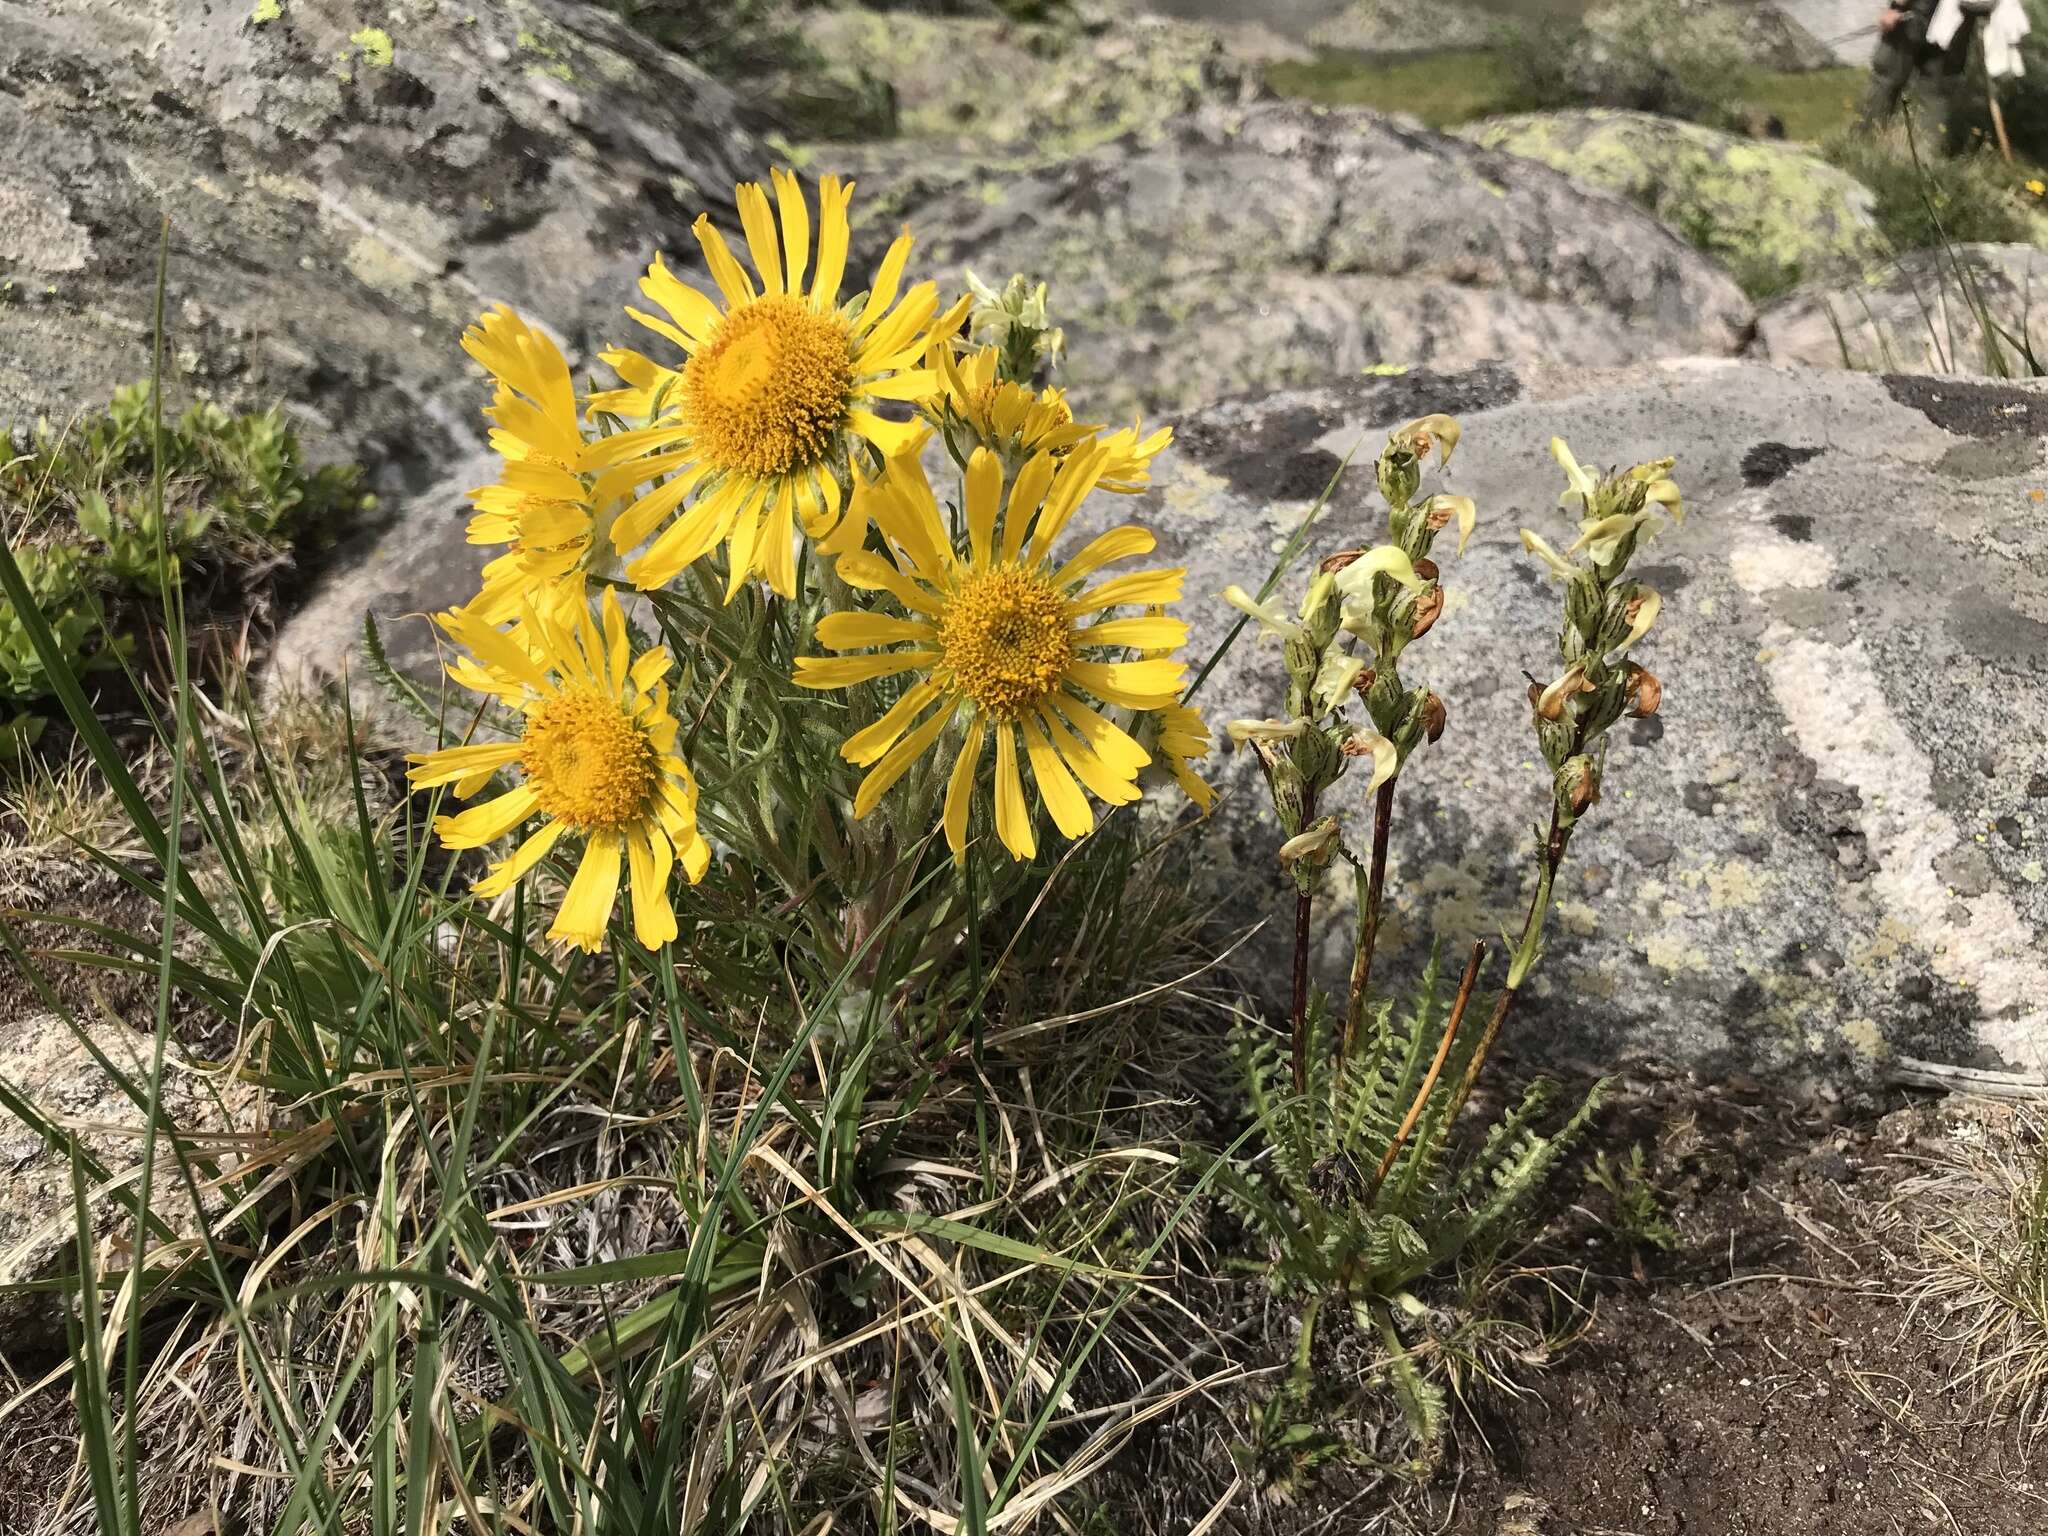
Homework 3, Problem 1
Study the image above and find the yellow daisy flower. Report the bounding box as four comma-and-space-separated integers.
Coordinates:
596, 168, 947, 599
927, 341, 1171, 493
794, 437, 1189, 861
406, 589, 711, 953
456, 305, 661, 625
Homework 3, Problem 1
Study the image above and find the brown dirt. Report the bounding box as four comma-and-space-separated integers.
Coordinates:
1425, 1077, 2046, 1536
1149, 1068, 2048, 1535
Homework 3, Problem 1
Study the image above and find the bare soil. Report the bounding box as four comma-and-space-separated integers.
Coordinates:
1130, 1067, 2047, 1535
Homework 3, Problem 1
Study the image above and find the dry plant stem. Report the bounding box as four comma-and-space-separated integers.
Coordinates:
1365, 940, 1486, 1203
1447, 806, 1573, 1124
1341, 776, 1397, 1063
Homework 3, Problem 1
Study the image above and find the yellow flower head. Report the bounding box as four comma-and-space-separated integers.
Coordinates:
794, 436, 1190, 861
406, 589, 711, 953
927, 340, 1170, 494
594, 169, 946, 600
456, 306, 666, 625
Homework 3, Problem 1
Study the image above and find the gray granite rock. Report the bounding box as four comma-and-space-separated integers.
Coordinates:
271, 355, 2048, 1086
868, 101, 1754, 420
0, 1012, 245, 1353
1099, 358, 2048, 1083
1458, 111, 1885, 295
0, 0, 760, 491
1305, 0, 1499, 55
1754, 244, 2048, 377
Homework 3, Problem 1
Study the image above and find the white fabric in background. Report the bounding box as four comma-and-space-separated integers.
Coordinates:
1928, 0, 2032, 77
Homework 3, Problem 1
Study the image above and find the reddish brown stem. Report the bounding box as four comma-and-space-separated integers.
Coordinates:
1446, 804, 1572, 1123
1289, 887, 1314, 1094
1366, 939, 1486, 1202
1341, 776, 1397, 1062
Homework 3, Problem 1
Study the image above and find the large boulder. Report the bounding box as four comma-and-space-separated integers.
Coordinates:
1773, 0, 1892, 65
1305, 0, 1499, 55
873, 102, 1754, 420
762, 2, 1265, 149
1754, 243, 2048, 376
1105, 359, 2048, 1083
1581, 0, 1841, 73
1459, 110, 1885, 299
0, 0, 760, 490
0, 1013, 248, 1355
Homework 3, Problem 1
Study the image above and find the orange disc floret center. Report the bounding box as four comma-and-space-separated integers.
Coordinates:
685, 296, 853, 478
939, 564, 1075, 720
520, 689, 659, 831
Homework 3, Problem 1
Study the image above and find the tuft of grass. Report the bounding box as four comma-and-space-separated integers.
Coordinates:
1821, 126, 2036, 253
1894, 1106, 2048, 1448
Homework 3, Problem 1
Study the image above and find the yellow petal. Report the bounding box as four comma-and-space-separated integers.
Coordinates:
1078, 616, 1187, 652
771, 166, 811, 297
1021, 712, 1093, 840
1036, 703, 1142, 806
693, 214, 755, 310
992, 721, 1035, 860
852, 700, 954, 819
811, 173, 852, 309
815, 612, 937, 650
943, 714, 987, 860
627, 823, 679, 950
736, 179, 783, 297
1048, 523, 1154, 589
1068, 570, 1184, 617
435, 784, 539, 849
406, 740, 522, 791
858, 228, 914, 334
549, 830, 623, 953
472, 818, 567, 897
1068, 658, 1185, 710
841, 681, 946, 767
964, 447, 1001, 568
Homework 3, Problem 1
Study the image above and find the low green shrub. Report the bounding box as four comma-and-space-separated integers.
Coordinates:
1822, 127, 2034, 252
0, 383, 365, 718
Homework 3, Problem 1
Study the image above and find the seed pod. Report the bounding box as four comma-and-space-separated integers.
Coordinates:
1556, 754, 1600, 816
1352, 666, 1379, 699
1410, 584, 1444, 639
1625, 664, 1662, 717
1318, 548, 1363, 575
1421, 691, 1447, 743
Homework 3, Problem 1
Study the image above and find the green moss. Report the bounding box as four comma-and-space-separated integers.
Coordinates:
1464, 110, 1888, 297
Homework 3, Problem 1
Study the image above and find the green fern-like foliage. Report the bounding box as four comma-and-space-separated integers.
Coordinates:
1212, 950, 1604, 1447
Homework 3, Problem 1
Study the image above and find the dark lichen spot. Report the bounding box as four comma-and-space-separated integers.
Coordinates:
1883, 375, 2048, 438
1330, 360, 1523, 424
1629, 715, 1665, 747
1682, 782, 1717, 816
1770, 512, 1814, 542
1178, 403, 1339, 496
1632, 560, 1690, 594
1948, 585, 2048, 672
1741, 441, 1822, 486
